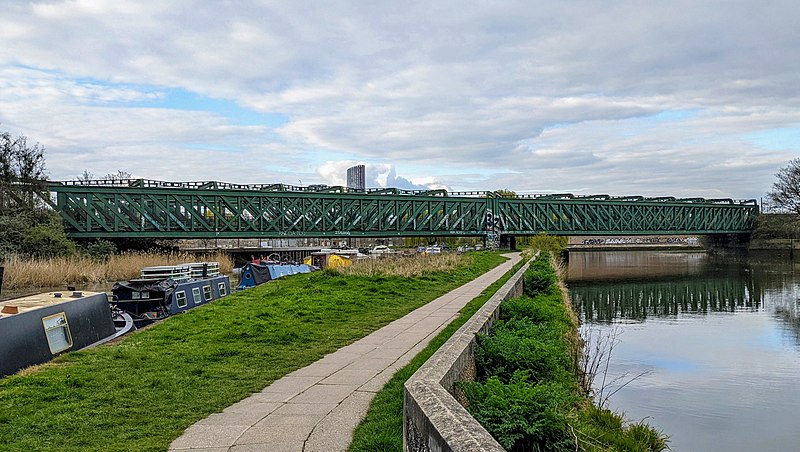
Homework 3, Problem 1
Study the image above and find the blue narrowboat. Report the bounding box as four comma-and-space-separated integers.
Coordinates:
236, 261, 313, 290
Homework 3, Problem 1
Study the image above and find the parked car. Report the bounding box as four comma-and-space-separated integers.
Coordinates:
423, 246, 442, 255
369, 245, 395, 256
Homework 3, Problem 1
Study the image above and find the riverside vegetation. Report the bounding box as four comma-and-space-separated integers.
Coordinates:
0, 251, 234, 290
350, 249, 666, 452
461, 252, 668, 451
0, 251, 506, 451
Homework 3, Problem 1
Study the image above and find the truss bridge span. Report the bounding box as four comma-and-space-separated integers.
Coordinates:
45, 179, 759, 239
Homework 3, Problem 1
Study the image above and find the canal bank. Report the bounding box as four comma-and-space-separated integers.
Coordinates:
568, 250, 800, 452
0, 253, 508, 450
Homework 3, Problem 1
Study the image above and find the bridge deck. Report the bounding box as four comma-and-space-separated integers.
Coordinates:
45, 179, 759, 239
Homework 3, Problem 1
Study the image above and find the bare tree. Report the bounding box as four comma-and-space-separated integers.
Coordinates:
76, 169, 132, 183
0, 131, 47, 213
76, 169, 94, 182
102, 170, 132, 181
769, 159, 800, 215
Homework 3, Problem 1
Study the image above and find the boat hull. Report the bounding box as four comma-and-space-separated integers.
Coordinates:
0, 293, 116, 378
112, 275, 231, 326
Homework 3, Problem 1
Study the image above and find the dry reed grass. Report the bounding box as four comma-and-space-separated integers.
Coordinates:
0, 252, 234, 290
337, 252, 470, 278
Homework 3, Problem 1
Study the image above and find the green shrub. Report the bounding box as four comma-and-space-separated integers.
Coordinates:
500, 294, 573, 330
573, 404, 669, 452
0, 214, 29, 259
460, 373, 578, 451
522, 234, 568, 254
475, 318, 574, 384
524, 252, 557, 297
21, 223, 76, 258
84, 240, 117, 260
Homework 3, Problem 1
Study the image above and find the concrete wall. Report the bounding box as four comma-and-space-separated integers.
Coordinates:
403, 257, 533, 452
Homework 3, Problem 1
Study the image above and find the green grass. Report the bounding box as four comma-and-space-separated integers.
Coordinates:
348, 258, 525, 452
0, 252, 507, 451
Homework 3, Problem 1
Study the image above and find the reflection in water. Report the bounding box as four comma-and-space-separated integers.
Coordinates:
572, 278, 759, 322
569, 251, 800, 335
568, 251, 800, 452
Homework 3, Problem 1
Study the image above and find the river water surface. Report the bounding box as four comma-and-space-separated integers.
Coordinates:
568, 250, 800, 452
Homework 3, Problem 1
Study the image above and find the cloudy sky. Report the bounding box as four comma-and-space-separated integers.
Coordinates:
1, 1, 798, 199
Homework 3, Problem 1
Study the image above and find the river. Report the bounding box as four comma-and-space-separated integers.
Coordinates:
567, 250, 800, 452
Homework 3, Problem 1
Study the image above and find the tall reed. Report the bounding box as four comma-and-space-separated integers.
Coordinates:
337, 252, 470, 278
0, 252, 234, 290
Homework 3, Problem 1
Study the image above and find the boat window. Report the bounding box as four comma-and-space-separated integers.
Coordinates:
42, 312, 73, 354
203, 285, 212, 301
218, 282, 227, 297
132, 291, 141, 300
141, 291, 150, 299
176, 291, 187, 308
192, 287, 201, 304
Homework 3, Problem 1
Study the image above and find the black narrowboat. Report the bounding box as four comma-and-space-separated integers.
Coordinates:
0, 291, 118, 378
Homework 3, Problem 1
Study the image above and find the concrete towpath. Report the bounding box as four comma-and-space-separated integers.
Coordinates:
170, 252, 521, 452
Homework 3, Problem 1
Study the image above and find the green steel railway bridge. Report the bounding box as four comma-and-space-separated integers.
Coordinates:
44, 179, 759, 240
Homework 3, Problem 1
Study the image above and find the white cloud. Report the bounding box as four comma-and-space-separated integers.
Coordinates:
316, 161, 446, 191
0, 1, 798, 199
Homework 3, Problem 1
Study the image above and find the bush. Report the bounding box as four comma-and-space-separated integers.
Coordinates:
574, 404, 669, 452
752, 213, 800, 239
523, 234, 568, 254
475, 318, 574, 384
0, 211, 77, 260
501, 294, 574, 330
460, 373, 578, 451
84, 240, 117, 260
0, 214, 29, 259
524, 252, 557, 297
21, 222, 76, 258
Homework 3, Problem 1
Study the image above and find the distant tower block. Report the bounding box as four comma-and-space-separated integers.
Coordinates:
347, 164, 366, 190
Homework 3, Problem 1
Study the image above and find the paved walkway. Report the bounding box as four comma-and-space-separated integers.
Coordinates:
170, 252, 521, 452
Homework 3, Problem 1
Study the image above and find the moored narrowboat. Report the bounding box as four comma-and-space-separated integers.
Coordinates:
236, 261, 313, 290
112, 262, 230, 327
0, 291, 118, 378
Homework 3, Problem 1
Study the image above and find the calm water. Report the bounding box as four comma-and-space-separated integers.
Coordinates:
568, 250, 800, 452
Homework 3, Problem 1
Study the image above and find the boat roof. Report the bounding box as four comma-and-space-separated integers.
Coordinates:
0, 291, 105, 320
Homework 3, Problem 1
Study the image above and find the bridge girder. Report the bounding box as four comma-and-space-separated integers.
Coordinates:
45, 181, 759, 239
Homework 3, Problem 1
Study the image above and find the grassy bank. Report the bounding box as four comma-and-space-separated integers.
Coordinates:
0, 252, 506, 451
0, 251, 235, 290
349, 250, 530, 451
461, 252, 668, 451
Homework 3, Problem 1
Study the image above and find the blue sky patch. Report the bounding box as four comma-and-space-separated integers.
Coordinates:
14, 65, 289, 128
647, 109, 701, 122
146, 88, 289, 127
744, 128, 800, 151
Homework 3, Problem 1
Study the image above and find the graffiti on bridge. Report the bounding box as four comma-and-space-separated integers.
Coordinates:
581, 236, 700, 246
484, 209, 505, 249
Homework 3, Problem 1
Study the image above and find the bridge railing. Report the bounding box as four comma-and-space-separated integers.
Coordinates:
51, 179, 759, 204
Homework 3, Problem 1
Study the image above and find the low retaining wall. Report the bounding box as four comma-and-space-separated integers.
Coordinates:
403, 256, 534, 452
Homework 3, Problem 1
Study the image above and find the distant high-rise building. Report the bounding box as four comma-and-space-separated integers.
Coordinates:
347, 164, 366, 190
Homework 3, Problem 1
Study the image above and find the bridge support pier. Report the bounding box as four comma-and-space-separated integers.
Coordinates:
703, 233, 750, 250
500, 235, 517, 250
